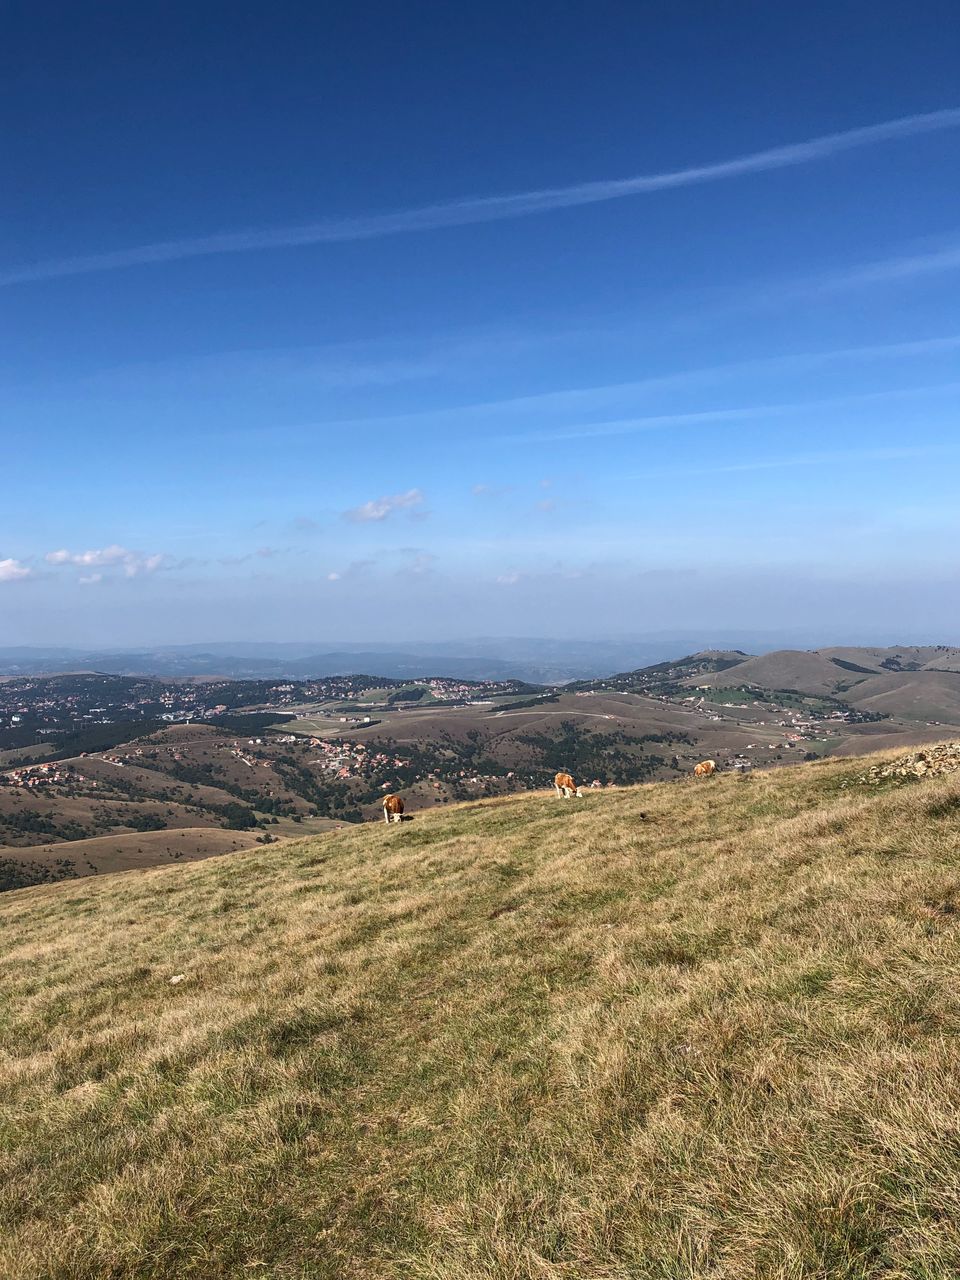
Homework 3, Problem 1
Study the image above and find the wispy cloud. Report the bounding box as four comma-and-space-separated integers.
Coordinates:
291, 516, 321, 533
507, 380, 960, 444
4, 108, 959, 286
394, 550, 437, 579
217, 546, 288, 566
45, 544, 166, 578
0, 558, 31, 582
805, 242, 960, 294
326, 559, 374, 582
342, 489, 425, 523
75, 344, 443, 394
261, 331, 960, 445
711, 237, 960, 318
472, 483, 515, 498
627, 444, 956, 481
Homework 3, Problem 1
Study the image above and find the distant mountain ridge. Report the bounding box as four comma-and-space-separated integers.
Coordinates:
0, 647, 579, 684
4, 640, 960, 688
0, 636, 790, 683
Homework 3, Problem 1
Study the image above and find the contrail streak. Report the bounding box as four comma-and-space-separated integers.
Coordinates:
808, 243, 960, 292
3, 107, 960, 286
627, 444, 955, 481
245, 334, 960, 441
511, 380, 960, 443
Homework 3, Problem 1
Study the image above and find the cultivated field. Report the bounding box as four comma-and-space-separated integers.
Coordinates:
3, 749, 960, 1277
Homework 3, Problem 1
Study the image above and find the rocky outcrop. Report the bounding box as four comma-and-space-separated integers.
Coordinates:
847, 743, 960, 786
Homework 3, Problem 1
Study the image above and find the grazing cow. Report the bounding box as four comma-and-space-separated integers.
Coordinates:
554, 771, 583, 798
382, 794, 405, 823
693, 759, 717, 778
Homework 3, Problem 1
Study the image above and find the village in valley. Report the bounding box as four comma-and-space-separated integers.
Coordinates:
3, 645, 959, 892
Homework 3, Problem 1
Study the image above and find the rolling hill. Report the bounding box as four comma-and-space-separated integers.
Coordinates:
658, 646, 960, 722
685, 648, 846, 695
4, 749, 960, 1277
10, 650, 960, 893
835, 672, 960, 722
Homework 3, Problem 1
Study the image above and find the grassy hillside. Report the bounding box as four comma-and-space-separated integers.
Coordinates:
4, 752, 960, 1278
686, 648, 960, 725
841, 673, 960, 723
690, 649, 859, 696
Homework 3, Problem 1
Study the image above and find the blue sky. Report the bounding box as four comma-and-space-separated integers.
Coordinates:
2, 1, 959, 646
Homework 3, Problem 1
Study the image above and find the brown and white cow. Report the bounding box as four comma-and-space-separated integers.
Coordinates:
554, 771, 583, 798
382, 794, 405, 823
693, 759, 717, 778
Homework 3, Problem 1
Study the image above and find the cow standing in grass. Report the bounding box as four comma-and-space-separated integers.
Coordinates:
554, 772, 583, 798
382, 794, 404, 823
694, 760, 717, 778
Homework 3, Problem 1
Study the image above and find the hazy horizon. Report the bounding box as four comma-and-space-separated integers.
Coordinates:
4, 629, 960, 657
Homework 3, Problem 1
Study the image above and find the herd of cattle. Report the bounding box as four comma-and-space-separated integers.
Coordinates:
380, 759, 718, 823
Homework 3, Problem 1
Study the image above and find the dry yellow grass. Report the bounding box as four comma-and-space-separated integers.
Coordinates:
0, 826, 261, 875
3, 751, 960, 1278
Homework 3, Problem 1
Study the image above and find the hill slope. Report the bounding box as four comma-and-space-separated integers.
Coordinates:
837, 671, 960, 722
684, 647, 960, 722
687, 648, 866, 695
4, 754, 960, 1277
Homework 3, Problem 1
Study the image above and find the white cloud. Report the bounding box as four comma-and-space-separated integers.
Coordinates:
343, 489, 425, 523
45, 544, 166, 578
327, 571, 341, 581
0, 558, 31, 582
4, 108, 958, 285
78, 573, 103, 586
